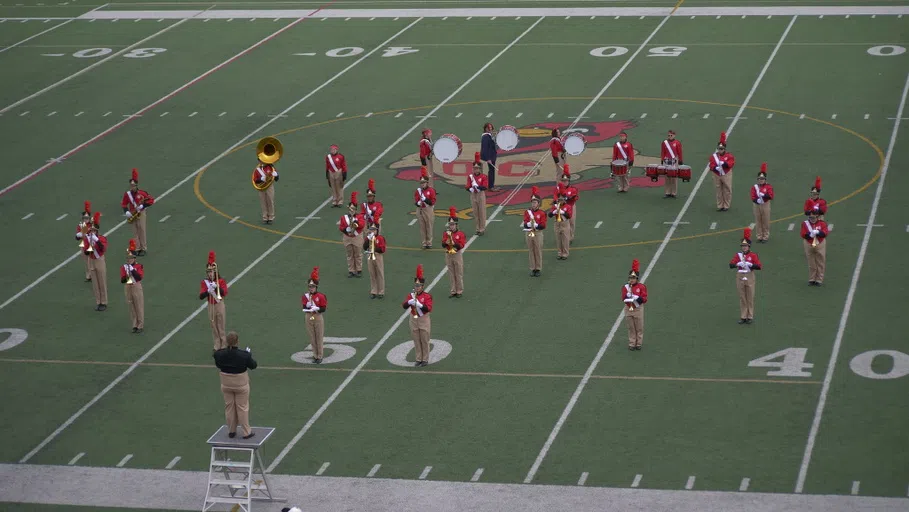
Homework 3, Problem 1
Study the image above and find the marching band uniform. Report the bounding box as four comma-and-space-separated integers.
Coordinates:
200, 251, 228, 351
403, 265, 433, 367
83, 212, 108, 311
660, 130, 683, 198
340, 192, 365, 278
802, 212, 828, 286
548, 191, 573, 260
75, 201, 93, 282
558, 166, 579, 242
750, 163, 774, 242
710, 132, 736, 211
252, 161, 278, 224
120, 169, 154, 255
120, 239, 145, 333
326, 145, 347, 208
361, 179, 384, 226
613, 132, 635, 193
481, 123, 498, 190
623, 259, 648, 350
804, 176, 827, 220
729, 228, 762, 324
442, 207, 466, 298
466, 153, 488, 235
523, 186, 547, 277
415, 167, 437, 249
302, 267, 328, 364
363, 221, 386, 299
549, 128, 567, 178
419, 128, 434, 187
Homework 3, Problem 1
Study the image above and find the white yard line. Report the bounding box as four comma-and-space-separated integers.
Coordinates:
115, 454, 133, 467
794, 70, 909, 494
165, 456, 180, 469
470, 468, 484, 482
315, 462, 330, 475
577, 472, 589, 486
0, 4, 107, 54
523, 15, 799, 485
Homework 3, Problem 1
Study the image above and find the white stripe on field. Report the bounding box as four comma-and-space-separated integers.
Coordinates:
851, 481, 860, 495
21, 213, 34, 220
595, 221, 603, 228
419, 466, 432, 480
471, 468, 484, 482
631, 474, 642, 487
686, 476, 696, 490
158, 215, 171, 223
740, 477, 750, 491
165, 456, 180, 469
316, 462, 330, 475
116, 454, 133, 467
67, 453, 85, 465
0, 3, 106, 53
56, 214, 68, 221
367, 464, 381, 477
195, 215, 205, 223
577, 472, 589, 486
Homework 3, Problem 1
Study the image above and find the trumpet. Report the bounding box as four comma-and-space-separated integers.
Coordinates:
812, 235, 819, 248
84, 225, 95, 254
556, 203, 563, 223
78, 222, 89, 250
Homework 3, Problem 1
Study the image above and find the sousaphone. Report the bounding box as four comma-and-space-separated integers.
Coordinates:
252, 137, 283, 191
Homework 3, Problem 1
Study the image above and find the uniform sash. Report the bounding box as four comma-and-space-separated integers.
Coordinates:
468, 173, 481, 192
663, 140, 677, 160
737, 252, 750, 273
327, 155, 341, 173
410, 292, 424, 317
712, 153, 725, 175
255, 166, 267, 181
754, 184, 763, 204
421, 137, 433, 152
304, 292, 317, 311
126, 191, 138, 210
804, 220, 817, 239
417, 187, 428, 205
615, 142, 628, 160
525, 209, 535, 229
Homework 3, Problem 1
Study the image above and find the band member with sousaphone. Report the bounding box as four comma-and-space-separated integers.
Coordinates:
83, 212, 108, 311
340, 192, 365, 278
612, 131, 635, 193
403, 264, 433, 367
419, 128, 434, 187
480, 122, 499, 191
802, 211, 828, 286
558, 165, 579, 243
362, 220, 386, 299
523, 186, 547, 277
302, 267, 328, 364
252, 138, 281, 224
623, 259, 648, 350
750, 163, 774, 242
361, 178, 384, 226
415, 167, 437, 249
441, 207, 466, 298
121, 169, 154, 255
326, 144, 348, 207
729, 228, 762, 324
75, 200, 93, 282
200, 251, 228, 351
120, 239, 144, 333
710, 132, 736, 211
549, 128, 567, 178
804, 176, 827, 220
548, 188, 573, 261
465, 153, 488, 236
660, 130, 684, 198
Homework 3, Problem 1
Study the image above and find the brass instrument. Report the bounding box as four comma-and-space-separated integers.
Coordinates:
252, 137, 283, 191
556, 201, 563, 223
127, 208, 143, 224
84, 224, 95, 254
446, 230, 456, 254
213, 267, 222, 302
528, 213, 536, 237
125, 265, 135, 285
368, 234, 377, 261
812, 234, 819, 248
78, 222, 89, 250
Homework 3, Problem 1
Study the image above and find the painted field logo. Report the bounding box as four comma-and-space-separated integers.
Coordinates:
391, 121, 662, 216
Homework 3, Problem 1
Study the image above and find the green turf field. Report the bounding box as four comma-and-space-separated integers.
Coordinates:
1, 0, 909, 509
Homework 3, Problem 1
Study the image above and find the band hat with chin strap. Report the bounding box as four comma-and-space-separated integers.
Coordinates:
757, 162, 768, 179
414, 264, 425, 284
717, 131, 727, 150
741, 228, 752, 246
129, 168, 139, 185
308, 266, 319, 287
127, 239, 137, 258
448, 206, 458, 224
811, 175, 822, 193
367, 178, 376, 196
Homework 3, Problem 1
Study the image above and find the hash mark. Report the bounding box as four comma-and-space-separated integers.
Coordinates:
158, 215, 171, 223
75, 111, 83, 117
632, 221, 640, 229
456, 112, 463, 118
345, 17, 350, 21
486, 112, 493, 118
466, 16, 472, 20
471, 468, 484, 482
740, 477, 750, 491
609, 113, 616, 119
226, 18, 233, 22
851, 481, 860, 495
831, 114, 837, 119
577, 472, 589, 486
219, 112, 226, 117
595, 221, 603, 229
516, 112, 522, 118
47, 111, 56, 117
640, 113, 647, 119
490, 16, 496, 20
160, 112, 168, 117
685, 476, 696, 490
336, 112, 344, 118
547, 112, 553, 118
799, 114, 805, 120
367, 464, 381, 477
247, 112, 256, 117
194, 216, 205, 223
672, 113, 678, 119
22, 213, 34, 220
56, 214, 68, 221
165, 456, 180, 469
365, 112, 373, 118
307, 112, 314, 117
419, 466, 432, 480
189, 111, 197, 117
710, 222, 717, 230
116, 454, 133, 467
409, 218, 417, 226
395, 112, 402, 118
864, 114, 870, 119
371, 17, 376, 20
702, 113, 710, 119
19, 111, 29, 117
631, 474, 642, 488
767, 113, 773, 119
316, 462, 330, 475
68, 453, 85, 465
103, 112, 111, 117
788, 223, 795, 231
229, 216, 240, 224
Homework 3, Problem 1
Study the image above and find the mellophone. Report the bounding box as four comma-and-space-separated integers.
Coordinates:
645, 161, 692, 183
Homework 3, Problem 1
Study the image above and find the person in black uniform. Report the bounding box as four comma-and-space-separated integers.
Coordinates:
213, 331, 257, 439
480, 122, 498, 191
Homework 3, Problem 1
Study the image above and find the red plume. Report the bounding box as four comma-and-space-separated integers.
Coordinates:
83, 200, 91, 213
310, 266, 319, 283
92, 212, 101, 225
719, 132, 727, 145
449, 206, 457, 219
474, 152, 481, 164
416, 264, 424, 280
814, 176, 822, 191
743, 228, 752, 241
531, 185, 540, 198
632, 259, 640, 273
367, 178, 376, 193
208, 251, 216, 265
131, 168, 139, 182
761, 162, 767, 174
562, 165, 571, 177
350, 191, 358, 205
420, 167, 428, 179
128, 239, 136, 252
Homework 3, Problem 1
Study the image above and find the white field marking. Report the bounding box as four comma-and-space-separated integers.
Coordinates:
158, 214, 170, 223
686, 476, 696, 490
819, 15, 824, 18
749, 222, 755, 229
266, 17, 549, 474
56, 213, 67, 221
640, 112, 647, 118
316, 462, 330, 475
116, 454, 133, 467
188, 111, 197, 117
227, 18, 233, 21
609, 112, 616, 118
419, 466, 432, 480
294, 216, 321, 220
165, 456, 180, 469
18, 111, 29, 116
631, 474, 643, 487
395, 112, 402, 118
229, 216, 240, 223
740, 478, 750, 491
710, 221, 717, 230
247, 112, 256, 117
466, 15, 472, 19
456, 112, 463, 118
74, 111, 83, 117
856, 223, 883, 227
336, 112, 344, 117
672, 113, 678, 119
516, 112, 522, 118
67, 453, 84, 465
365, 112, 373, 117
851, 481, 860, 495
663, 220, 690, 225
702, 113, 710, 119
372, 16, 377, 20
632, 221, 640, 229
906, 224, 909, 232
767, 113, 773, 119
219, 111, 226, 117
864, 113, 870, 119
486, 112, 493, 118
47, 111, 56, 116
524, 14, 799, 486
0, 3, 106, 54
795, 70, 909, 494
488, 218, 503, 222
159, 111, 168, 117
40, 53, 64, 56
789, 223, 795, 231
845, 14, 850, 18
367, 464, 381, 477
471, 468, 484, 482
831, 114, 837, 119
799, 113, 805, 119
577, 472, 589, 486
726, 116, 747, 120
595, 221, 603, 228
307, 112, 314, 117
345, 17, 350, 20
547, 112, 553, 118
408, 218, 417, 226
21, 213, 34, 220
194, 215, 205, 223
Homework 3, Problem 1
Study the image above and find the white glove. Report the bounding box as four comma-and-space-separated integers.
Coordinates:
737, 261, 746, 268
745, 262, 753, 268
625, 292, 632, 298
345, 227, 352, 233
759, 193, 765, 198
811, 229, 819, 237
367, 232, 375, 240
208, 282, 217, 293
76, 232, 83, 239
124, 211, 132, 218
414, 300, 424, 309
90, 233, 99, 243
138, 204, 144, 211
756, 198, 764, 204
407, 299, 416, 306
245, 347, 251, 353
624, 298, 634, 303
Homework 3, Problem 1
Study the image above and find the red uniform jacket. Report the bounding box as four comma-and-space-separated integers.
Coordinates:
613, 141, 635, 165
362, 234, 387, 253
75, 222, 89, 240
402, 291, 433, 316
361, 201, 384, 223
415, 186, 436, 207
339, 213, 365, 236
801, 220, 829, 245
251, 164, 277, 185
751, 183, 774, 204
549, 137, 565, 157
804, 198, 828, 216
709, 152, 736, 175
523, 209, 547, 231
466, 172, 489, 193
120, 263, 144, 284
548, 203, 574, 221
621, 283, 648, 308
325, 153, 347, 175
199, 278, 228, 304
442, 230, 467, 252
121, 189, 155, 214
660, 139, 683, 163
419, 137, 433, 160
729, 251, 763, 272
301, 292, 327, 313
558, 183, 579, 205
83, 233, 107, 258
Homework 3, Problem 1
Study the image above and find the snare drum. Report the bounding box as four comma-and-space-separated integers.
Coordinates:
561, 133, 587, 156
657, 165, 668, 176
677, 165, 692, 182
611, 159, 628, 176
645, 164, 661, 182
666, 164, 679, 178
433, 134, 463, 163
495, 125, 519, 151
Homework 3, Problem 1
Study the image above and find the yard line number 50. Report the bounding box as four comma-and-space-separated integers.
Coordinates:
748, 347, 909, 380
290, 336, 452, 367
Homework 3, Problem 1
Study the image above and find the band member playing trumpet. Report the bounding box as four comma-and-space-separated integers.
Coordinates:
252, 160, 278, 224
121, 169, 154, 255
548, 189, 573, 260
361, 179, 384, 226
442, 207, 466, 298
83, 212, 108, 311
660, 130, 684, 198
549, 128, 567, 178
465, 153, 488, 235
802, 211, 828, 286
623, 259, 648, 350
750, 163, 774, 243
710, 132, 736, 211
523, 186, 547, 277
302, 267, 328, 364
326, 144, 347, 207
480, 123, 498, 191
403, 264, 433, 367
415, 167, 437, 249
730, 228, 762, 324
613, 131, 635, 193
120, 239, 144, 333
419, 128, 434, 187
200, 251, 228, 351
804, 176, 827, 220
340, 192, 365, 278
558, 166, 579, 243
75, 201, 93, 282
362, 220, 386, 299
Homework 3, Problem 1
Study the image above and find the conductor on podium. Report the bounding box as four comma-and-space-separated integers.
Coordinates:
213, 331, 257, 439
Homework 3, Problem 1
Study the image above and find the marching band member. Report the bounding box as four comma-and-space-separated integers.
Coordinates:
613, 131, 635, 193
120, 168, 154, 255
558, 166, 579, 242
419, 128, 434, 187
340, 192, 365, 278
302, 267, 328, 364
729, 228, 762, 324
549, 128, 567, 178
362, 220, 386, 299
75, 201, 93, 282
660, 130, 683, 198
252, 159, 278, 224
804, 176, 827, 220
480, 123, 498, 191
326, 144, 347, 208
200, 251, 228, 351
750, 163, 774, 243
465, 153, 488, 236
548, 189, 573, 260
623, 259, 648, 350
523, 186, 547, 277
801, 211, 828, 286
361, 178, 384, 226
120, 239, 144, 333
403, 264, 433, 367
84, 212, 108, 311
710, 132, 736, 210
415, 167, 437, 249
442, 207, 466, 298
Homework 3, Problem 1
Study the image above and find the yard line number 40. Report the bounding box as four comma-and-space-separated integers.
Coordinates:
748, 348, 909, 380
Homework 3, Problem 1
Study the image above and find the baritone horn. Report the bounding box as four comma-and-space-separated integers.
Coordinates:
252, 137, 283, 191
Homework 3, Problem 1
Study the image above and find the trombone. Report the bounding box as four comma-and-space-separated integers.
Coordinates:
213, 267, 222, 301
252, 137, 283, 191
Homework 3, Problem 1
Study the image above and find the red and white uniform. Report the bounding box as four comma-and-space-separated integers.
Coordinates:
361, 201, 384, 224
120, 262, 144, 283
362, 233, 387, 253
121, 189, 154, 214
251, 164, 276, 185
621, 283, 648, 308
804, 198, 827, 216
550, 137, 565, 158
613, 140, 635, 165
729, 251, 762, 272
75, 222, 89, 240
199, 278, 228, 304
523, 209, 547, 231
325, 153, 347, 175
661, 139, 683, 163
339, 213, 365, 237
751, 183, 774, 204
549, 202, 574, 220
801, 219, 829, 244
415, 186, 436, 207
83, 233, 107, 259
301, 292, 328, 313
442, 230, 467, 253
402, 291, 433, 317
419, 137, 433, 162
465, 172, 489, 193
709, 152, 736, 175
558, 183, 579, 206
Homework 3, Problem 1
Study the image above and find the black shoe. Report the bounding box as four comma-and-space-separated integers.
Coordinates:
722, 208, 729, 212
228, 432, 236, 439
85, 277, 92, 282
449, 293, 456, 298
242, 432, 256, 440
137, 250, 146, 256
629, 345, 635, 351
478, 231, 484, 236
98, 304, 107, 311
745, 319, 753, 324
665, 194, 672, 198
738, 318, 746, 324
419, 361, 428, 367
136, 328, 144, 333
313, 358, 322, 364
422, 245, 429, 250
370, 294, 377, 299
348, 272, 355, 278
377, 294, 384, 299
414, 361, 421, 367
356, 271, 362, 278
530, 271, 536, 277
636, 346, 642, 351
671, 194, 677, 198
717, 208, 724, 212
132, 327, 139, 333
815, 282, 823, 287
808, 281, 816, 286
455, 293, 462, 298
535, 270, 542, 277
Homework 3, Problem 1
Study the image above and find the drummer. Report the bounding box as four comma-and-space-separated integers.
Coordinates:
550, 128, 567, 179
419, 128, 434, 187
612, 131, 635, 193
660, 130, 683, 198
480, 123, 499, 191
